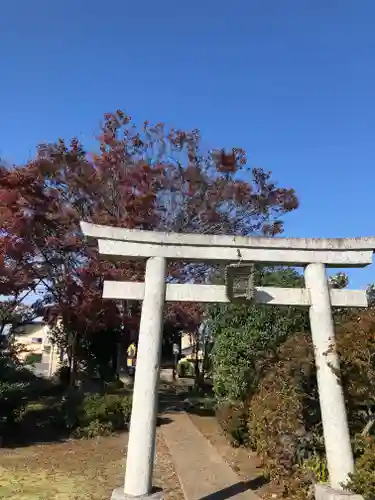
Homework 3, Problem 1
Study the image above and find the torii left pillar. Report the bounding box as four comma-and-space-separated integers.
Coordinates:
112, 257, 166, 500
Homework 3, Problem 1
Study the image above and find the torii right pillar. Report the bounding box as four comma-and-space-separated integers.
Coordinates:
305, 264, 360, 500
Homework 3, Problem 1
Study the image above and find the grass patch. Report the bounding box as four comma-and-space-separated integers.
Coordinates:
0, 468, 89, 500
0, 432, 183, 500
0, 435, 124, 500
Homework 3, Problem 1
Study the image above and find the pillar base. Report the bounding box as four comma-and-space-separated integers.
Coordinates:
315, 484, 363, 500
111, 488, 163, 500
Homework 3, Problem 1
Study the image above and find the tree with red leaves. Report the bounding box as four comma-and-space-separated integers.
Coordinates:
0, 159, 44, 335
0, 110, 298, 383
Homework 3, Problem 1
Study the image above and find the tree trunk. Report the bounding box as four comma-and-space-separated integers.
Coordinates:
67, 345, 73, 388
67, 332, 78, 388
194, 331, 202, 387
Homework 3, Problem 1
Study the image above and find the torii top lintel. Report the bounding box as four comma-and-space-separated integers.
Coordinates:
80, 222, 375, 268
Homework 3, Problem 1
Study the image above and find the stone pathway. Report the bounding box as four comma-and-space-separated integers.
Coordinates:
161, 411, 261, 500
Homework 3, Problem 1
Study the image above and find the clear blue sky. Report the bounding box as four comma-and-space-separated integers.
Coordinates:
1, 1, 375, 288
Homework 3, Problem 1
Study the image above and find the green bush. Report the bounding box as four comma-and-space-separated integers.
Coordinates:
248, 366, 307, 483
0, 355, 36, 434
245, 307, 375, 498
345, 436, 375, 500
246, 333, 331, 498
301, 455, 329, 484
61, 391, 132, 437
0, 380, 28, 430
209, 268, 309, 403
216, 401, 249, 447
212, 324, 258, 402
73, 419, 114, 438
177, 359, 195, 378
208, 271, 375, 499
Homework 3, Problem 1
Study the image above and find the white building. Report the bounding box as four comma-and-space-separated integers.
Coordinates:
12, 320, 63, 377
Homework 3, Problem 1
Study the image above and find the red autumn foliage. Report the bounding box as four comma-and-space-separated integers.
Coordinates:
0, 110, 298, 372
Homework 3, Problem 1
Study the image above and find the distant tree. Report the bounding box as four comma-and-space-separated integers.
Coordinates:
328, 272, 349, 289
366, 283, 375, 307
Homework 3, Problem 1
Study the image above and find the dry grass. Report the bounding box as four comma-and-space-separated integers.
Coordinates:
0, 432, 183, 500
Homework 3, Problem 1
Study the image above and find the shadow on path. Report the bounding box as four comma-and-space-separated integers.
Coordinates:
198, 479, 268, 500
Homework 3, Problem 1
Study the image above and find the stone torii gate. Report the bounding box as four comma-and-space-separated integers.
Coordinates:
80, 222, 374, 500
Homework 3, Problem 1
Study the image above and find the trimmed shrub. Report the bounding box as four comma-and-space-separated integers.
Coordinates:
345, 435, 375, 500
0, 355, 38, 434
209, 270, 375, 498
74, 419, 114, 438
209, 268, 309, 403
245, 307, 375, 498
61, 391, 132, 437
335, 311, 375, 436
0, 380, 28, 430
212, 324, 258, 402
246, 333, 334, 498
216, 401, 249, 447
177, 359, 195, 378
248, 370, 306, 483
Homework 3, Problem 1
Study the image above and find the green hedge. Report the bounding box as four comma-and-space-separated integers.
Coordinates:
61, 391, 132, 438
346, 436, 375, 499
209, 268, 309, 403
216, 401, 249, 447
0, 355, 42, 434
177, 359, 195, 378
246, 309, 375, 499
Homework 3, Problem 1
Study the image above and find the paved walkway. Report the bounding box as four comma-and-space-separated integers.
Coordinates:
161, 411, 261, 500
